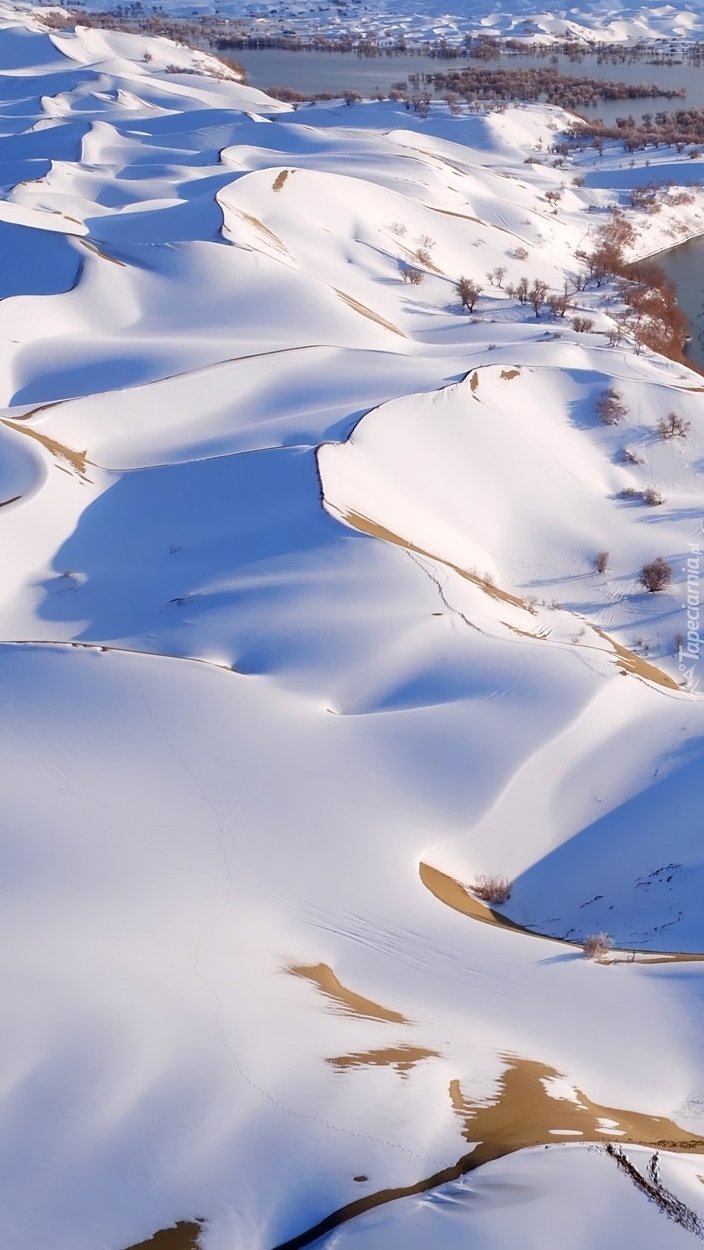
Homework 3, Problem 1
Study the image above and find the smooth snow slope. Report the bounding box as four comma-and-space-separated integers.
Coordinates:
0, 7, 704, 1250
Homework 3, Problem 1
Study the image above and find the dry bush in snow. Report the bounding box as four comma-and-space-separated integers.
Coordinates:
656, 411, 691, 440
573, 316, 594, 333
583, 933, 613, 960
403, 267, 424, 286
594, 551, 609, 574
643, 485, 665, 506
596, 388, 627, 425
472, 874, 512, 905
640, 557, 672, 592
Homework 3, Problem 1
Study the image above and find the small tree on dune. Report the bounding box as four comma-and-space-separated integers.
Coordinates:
456, 277, 482, 311
529, 278, 549, 317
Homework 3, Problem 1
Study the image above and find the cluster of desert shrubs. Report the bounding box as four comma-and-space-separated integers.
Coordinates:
576, 212, 689, 361
424, 65, 682, 114
568, 107, 704, 153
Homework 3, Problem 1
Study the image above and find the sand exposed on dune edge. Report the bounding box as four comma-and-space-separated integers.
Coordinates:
419, 862, 704, 962
334, 509, 680, 692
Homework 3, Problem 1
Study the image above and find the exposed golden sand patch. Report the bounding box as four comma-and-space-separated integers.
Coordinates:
592, 625, 680, 691
1, 419, 91, 480
122, 1221, 204, 1250
272, 170, 290, 192
4, 400, 62, 422
450, 1057, 704, 1163
429, 206, 513, 235
340, 510, 526, 609
500, 368, 520, 381
327, 1045, 438, 1075
287, 963, 407, 1024
236, 211, 291, 257
419, 863, 535, 936
333, 290, 406, 337
469, 370, 479, 393
502, 618, 678, 689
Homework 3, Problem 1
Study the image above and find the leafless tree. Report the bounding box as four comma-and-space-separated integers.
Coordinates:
456, 276, 482, 311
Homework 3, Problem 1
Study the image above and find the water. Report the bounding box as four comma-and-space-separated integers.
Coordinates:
659, 238, 704, 369
228, 46, 704, 126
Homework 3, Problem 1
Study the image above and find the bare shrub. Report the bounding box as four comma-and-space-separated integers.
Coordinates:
640, 556, 672, 592
583, 932, 613, 960
548, 286, 572, 318
621, 447, 643, 464
656, 411, 691, 440
456, 276, 482, 311
487, 265, 506, 287
516, 276, 529, 304
573, 316, 594, 333
594, 551, 609, 574
390, 222, 407, 236
618, 486, 641, 500
403, 267, 424, 286
596, 388, 627, 425
472, 874, 512, 905
511, 245, 529, 261
643, 485, 665, 506
414, 246, 432, 265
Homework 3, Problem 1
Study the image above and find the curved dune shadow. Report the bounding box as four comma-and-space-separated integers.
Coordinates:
506, 736, 704, 952
36, 446, 367, 667
0, 222, 81, 302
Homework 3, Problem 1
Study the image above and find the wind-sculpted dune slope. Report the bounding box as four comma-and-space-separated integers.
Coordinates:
1, 8, 704, 1250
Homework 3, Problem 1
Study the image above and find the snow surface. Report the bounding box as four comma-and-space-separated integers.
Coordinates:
68, 0, 704, 47
1, 5, 704, 1250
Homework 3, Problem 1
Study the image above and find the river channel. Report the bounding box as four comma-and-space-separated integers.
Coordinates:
659, 239, 704, 369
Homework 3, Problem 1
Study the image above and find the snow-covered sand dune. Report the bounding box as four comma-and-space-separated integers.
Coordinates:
1, 6, 704, 1249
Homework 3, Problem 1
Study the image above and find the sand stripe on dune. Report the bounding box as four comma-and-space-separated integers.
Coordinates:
287, 963, 408, 1023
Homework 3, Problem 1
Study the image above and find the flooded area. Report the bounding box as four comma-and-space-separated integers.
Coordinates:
659, 236, 704, 370
224, 46, 704, 127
